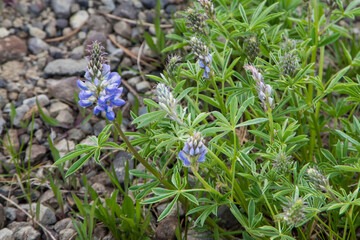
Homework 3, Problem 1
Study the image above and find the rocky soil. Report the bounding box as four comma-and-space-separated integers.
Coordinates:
0, 0, 193, 239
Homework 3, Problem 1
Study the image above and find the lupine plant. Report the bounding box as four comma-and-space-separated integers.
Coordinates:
54, 0, 360, 239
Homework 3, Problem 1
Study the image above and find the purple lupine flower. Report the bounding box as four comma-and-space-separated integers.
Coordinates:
178, 132, 207, 166
199, 54, 212, 78
189, 37, 212, 78
244, 64, 274, 111
77, 41, 125, 121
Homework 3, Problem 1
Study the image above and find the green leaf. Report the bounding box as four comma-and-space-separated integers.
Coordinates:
36, 98, 58, 126
334, 165, 360, 172
142, 192, 177, 204
320, 149, 337, 165
54, 146, 97, 165
182, 192, 199, 205
335, 130, 360, 146
132, 111, 167, 128
318, 33, 340, 47
65, 150, 95, 177
152, 188, 176, 195
192, 113, 210, 127
157, 194, 179, 221
236, 118, 268, 128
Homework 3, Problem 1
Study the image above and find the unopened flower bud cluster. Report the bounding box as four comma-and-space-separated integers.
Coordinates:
189, 37, 212, 78
244, 64, 274, 111
186, 8, 207, 35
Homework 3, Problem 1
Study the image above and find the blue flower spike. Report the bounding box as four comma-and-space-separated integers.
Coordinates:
77, 41, 125, 121
178, 132, 207, 167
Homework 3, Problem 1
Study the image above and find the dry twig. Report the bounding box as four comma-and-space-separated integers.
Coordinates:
45, 21, 87, 43
97, 10, 173, 28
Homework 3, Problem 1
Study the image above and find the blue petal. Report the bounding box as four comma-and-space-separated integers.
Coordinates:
203, 71, 209, 78
79, 90, 93, 100
78, 100, 92, 107
94, 77, 100, 86
183, 143, 190, 154
102, 64, 111, 75
106, 83, 119, 93
98, 95, 108, 106
84, 71, 91, 80
111, 98, 126, 106
106, 111, 115, 121
93, 105, 105, 115
179, 151, 190, 166
190, 147, 195, 156
108, 72, 121, 85
198, 152, 206, 163
77, 80, 88, 90
199, 60, 205, 69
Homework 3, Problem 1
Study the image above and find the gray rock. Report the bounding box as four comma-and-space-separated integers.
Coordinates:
91, 182, 106, 194
106, 39, 124, 58
138, 106, 148, 116
54, 139, 75, 157
59, 228, 76, 240
54, 218, 74, 233
25, 145, 47, 163
0, 28, 10, 38
217, 205, 239, 229
49, 101, 71, 117
0, 115, 5, 136
14, 225, 40, 240
141, 0, 157, 9
113, 2, 138, 19
56, 19, 68, 29
87, 15, 111, 34
29, 27, 46, 39
165, 4, 177, 14
187, 229, 213, 240
13, 105, 30, 127
20, 203, 56, 225
45, 20, 57, 38
113, 151, 134, 184
113, 21, 132, 40
0, 36, 28, 64
4, 207, 17, 221
49, 46, 66, 59
56, 110, 74, 126
52, 0, 73, 18
23, 94, 50, 108
85, 30, 107, 47
0, 204, 5, 226
44, 59, 87, 76
47, 77, 79, 103
155, 216, 178, 240
122, 70, 138, 79
68, 128, 85, 141
27, 119, 42, 133
136, 81, 151, 93
127, 76, 141, 86
93, 120, 107, 136
80, 121, 93, 134
100, 0, 115, 12
3, 129, 20, 155
0, 228, 13, 240
28, 38, 49, 55
70, 10, 89, 29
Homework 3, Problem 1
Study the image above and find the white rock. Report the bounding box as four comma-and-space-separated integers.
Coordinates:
70, 10, 89, 29
0, 228, 13, 240
0, 28, 10, 38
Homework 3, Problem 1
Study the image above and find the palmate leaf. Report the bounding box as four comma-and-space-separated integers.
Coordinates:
157, 194, 180, 221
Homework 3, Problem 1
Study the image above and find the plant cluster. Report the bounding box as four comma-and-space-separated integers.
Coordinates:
55, 0, 360, 239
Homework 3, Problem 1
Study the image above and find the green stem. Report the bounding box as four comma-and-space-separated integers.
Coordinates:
231, 130, 237, 201
114, 122, 173, 189
190, 166, 220, 196
211, 76, 226, 115
313, 215, 342, 239
267, 107, 274, 144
